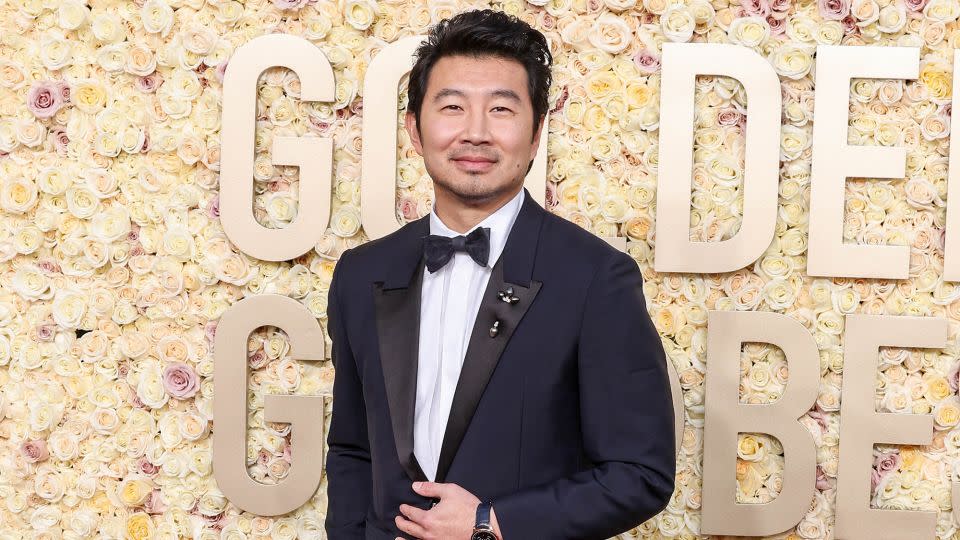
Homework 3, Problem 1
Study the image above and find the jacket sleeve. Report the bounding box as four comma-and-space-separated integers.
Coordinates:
323, 248, 373, 539
490, 249, 676, 540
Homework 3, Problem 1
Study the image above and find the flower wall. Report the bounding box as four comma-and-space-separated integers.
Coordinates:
2, 0, 960, 538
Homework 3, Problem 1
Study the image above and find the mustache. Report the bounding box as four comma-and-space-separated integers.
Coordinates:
449, 150, 498, 161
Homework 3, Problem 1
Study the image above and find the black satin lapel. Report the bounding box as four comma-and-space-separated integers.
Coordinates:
373, 257, 429, 483
433, 254, 542, 483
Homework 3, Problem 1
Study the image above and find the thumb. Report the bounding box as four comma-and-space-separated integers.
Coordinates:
412, 481, 441, 496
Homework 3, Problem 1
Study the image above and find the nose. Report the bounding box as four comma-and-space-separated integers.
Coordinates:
461, 107, 491, 145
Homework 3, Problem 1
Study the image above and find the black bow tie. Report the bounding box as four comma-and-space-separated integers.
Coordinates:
423, 227, 491, 273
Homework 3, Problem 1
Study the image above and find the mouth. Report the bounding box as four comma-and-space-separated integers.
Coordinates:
453, 157, 497, 172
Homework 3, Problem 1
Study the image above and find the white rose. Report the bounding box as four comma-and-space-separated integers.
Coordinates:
877, 3, 906, 32
771, 43, 814, 79
90, 205, 131, 242
728, 16, 770, 47
92, 13, 124, 43
40, 33, 73, 71
52, 288, 87, 329
661, 4, 696, 42
141, 0, 174, 36
136, 367, 169, 409
589, 13, 633, 53
1, 177, 38, 214
344, 0, 378, 30
12, 265, 51, 300
66, 508, 98, 535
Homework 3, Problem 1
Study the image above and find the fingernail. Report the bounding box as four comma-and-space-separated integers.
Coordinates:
413, 482, 421, 489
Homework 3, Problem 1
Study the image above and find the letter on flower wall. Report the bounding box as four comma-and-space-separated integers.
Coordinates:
220, 34, 335, 261
214, 294, 327, 515
655, 43, 780, 273
702, 310, 819, 536
807, 45, 919, 279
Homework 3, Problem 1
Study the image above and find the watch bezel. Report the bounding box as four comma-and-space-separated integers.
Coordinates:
470, 530, 497, 540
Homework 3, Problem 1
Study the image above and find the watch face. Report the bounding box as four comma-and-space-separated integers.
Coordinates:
471, 531, 497, 540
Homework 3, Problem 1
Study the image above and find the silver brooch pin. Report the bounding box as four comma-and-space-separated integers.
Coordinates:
497, 287, 519, 305
489, 320, 500, 338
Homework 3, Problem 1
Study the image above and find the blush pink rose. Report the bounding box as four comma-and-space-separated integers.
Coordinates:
144, 489, 168, 514
21, 439, 48, 463
904, 0, 927, 11
633, 50, 661, 74
27, 81, 64, 119
248, 349, 268, 370
272, 0, 309, 8
818, 0, 851, 20
770, 0, 792, 12
162, 362, 200, 399
398, 195, 419, 221
870, 450, 900, 490
135, 73, 160, 93
742, 0, 771, 17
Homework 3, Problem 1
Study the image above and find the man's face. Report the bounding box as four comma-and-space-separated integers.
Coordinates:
405, 54, 544, 204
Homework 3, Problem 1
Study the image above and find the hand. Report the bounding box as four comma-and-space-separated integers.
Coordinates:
393, 481, 503, 540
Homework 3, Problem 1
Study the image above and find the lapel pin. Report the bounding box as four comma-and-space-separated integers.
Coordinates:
497, 287, 519, 305
489, 320, 500, 338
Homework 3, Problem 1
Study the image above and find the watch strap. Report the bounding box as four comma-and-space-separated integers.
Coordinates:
475, 500, 492, 529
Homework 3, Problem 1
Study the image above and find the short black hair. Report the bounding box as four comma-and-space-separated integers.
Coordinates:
406, 9, 553, 142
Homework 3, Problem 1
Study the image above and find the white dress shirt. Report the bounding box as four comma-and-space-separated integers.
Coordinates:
414, 187, 525, 482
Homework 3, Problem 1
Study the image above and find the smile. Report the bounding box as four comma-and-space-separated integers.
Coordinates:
453, 159, 496, 172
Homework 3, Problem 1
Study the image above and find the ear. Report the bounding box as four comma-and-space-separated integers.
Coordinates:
405, 111, 423, 156
529, 114, 545, 162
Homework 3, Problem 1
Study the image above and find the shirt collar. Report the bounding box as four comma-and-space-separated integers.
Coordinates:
428, 188, 525, 269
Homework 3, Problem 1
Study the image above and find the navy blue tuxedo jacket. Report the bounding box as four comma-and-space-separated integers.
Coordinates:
323, 187, 675, 540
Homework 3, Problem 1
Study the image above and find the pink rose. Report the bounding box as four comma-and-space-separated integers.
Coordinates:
27, 81, 64, 119
545, 181, 558, 209
349, 97, 363, 115
49, 126, 70, 154
162, 362, 200, 399
272, 0, 309, 8
904, 0, 927, 11
398, 195, 419, 221
717, 107, 743, 127
135, 73, 160, 93
137, 456, 160, 476
248, 349, 268, 370
770, 0, 791, 12
818, 0, 851, 20
949, 361, 960, 393
55, 81, 70, 103
204, 321, 218, 346
767, 15, 787, 34
144, 489, 167, 514
35, 324, 55, 341
815, 465, 831, 491
742, 0, 771, 17
871, 450, 900, 490
215, 61, 229, 84
21, 439, 48, 463
207, 194, 220, 219
633, 50, 661, 74
840, 14, 859, 34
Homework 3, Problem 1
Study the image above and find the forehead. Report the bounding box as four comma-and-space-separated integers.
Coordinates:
425, 55, 530, 100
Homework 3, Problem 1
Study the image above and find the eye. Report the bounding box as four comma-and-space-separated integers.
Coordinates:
492, 107, 511, 112
443, 105, 461, 111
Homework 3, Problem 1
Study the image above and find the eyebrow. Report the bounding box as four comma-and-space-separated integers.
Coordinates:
432, 88, 522, 103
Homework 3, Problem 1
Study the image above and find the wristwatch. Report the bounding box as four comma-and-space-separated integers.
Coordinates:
471, 501, 497, 540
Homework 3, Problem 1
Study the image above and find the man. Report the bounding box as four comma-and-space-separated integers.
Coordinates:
324, 9, 675, 540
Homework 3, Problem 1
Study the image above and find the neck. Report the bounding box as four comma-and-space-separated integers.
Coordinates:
433, 184, 522, 234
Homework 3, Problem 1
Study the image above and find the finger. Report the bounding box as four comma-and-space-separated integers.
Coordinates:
395, 513, 427, 539
399, 503, 429, 523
